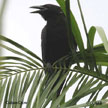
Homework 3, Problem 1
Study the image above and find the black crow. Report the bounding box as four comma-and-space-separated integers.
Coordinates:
30, 4, 77, 96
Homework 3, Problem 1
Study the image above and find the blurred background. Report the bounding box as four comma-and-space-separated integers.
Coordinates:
0, 0, 108, 106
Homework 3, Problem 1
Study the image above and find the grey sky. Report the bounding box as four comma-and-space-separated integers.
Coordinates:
2, 0, 108, 57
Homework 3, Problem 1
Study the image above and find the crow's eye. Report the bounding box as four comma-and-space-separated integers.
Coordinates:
60, 11, 63, 14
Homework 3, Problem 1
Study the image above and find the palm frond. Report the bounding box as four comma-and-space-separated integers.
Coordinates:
0, 0, 108, 108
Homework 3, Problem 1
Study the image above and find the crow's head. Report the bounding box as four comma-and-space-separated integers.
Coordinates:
30, 4, 64, 20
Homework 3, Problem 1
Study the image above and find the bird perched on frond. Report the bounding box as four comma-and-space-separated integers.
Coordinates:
30, 4, 77, 96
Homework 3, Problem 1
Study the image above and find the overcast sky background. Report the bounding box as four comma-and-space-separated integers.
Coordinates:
1, 0, 108, 107
2, 0, 108, 56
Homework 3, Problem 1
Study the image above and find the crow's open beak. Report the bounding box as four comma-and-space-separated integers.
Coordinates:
30, 6, 47, 13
